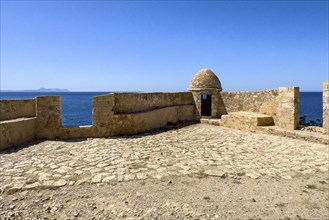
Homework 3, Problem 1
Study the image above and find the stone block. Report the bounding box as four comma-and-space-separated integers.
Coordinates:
277, 87, 299, 130
220, 111, 274, 130
36, 96, 62, 139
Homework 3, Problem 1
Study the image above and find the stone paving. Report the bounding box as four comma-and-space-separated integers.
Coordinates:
1, 124, 328, 193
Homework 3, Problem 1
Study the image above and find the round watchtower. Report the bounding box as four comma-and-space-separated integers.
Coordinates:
188, 69, 222, 91
188, 69, 223, 118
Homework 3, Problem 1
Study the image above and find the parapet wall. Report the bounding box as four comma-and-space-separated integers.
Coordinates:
113, 92, 194, 114
9, 92, 195, 143
277, 87, 299, 130
0, 99, 36, 120
0, 99, 36, 150
112, 105, 194, 136
0, 118, 36, 150
36, 96, 62, 139
105, 92, 195, 136
221, 89, 279, 123
220, 87, 299, 129
1, 84, 324, 150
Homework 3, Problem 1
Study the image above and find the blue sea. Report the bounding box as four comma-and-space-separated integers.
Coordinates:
0, 92, 323, 127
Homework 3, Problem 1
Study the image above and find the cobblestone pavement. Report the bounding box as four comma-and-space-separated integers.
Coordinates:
1, 124, 328, 193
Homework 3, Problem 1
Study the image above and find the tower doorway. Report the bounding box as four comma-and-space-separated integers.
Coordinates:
201, 94, 211, 116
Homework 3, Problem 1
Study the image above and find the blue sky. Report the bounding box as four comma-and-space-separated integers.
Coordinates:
1, 0, 328, 92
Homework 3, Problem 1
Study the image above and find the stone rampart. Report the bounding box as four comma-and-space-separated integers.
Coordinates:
323, 81, 329, 134
277, 87, 299, 130
0, 118, 36, 150
112, 105, 194, 135
0, 85, 309, 149
92, 94, 115, 137
221, 89, 279, 123
36, 96, 62, 139
0, 99, 35, 121
113, 92, 194, 114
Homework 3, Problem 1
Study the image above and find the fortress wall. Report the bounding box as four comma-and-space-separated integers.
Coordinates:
92, 94, 115, 137
58, 126, 94, 139
113, 92, 194, 114
0, 99, 36, 121
323, 81, 329, 134
277, 87, 299, 130
36, 96, 62, 139
220, 89, 279, 123
0, 118, 36, 150
110, 92, 195, 135
112, 105, 195, 136
0, 99, 36, 150
220, 88, 300, 130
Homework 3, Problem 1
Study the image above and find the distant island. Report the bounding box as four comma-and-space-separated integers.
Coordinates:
26, 88, 70, 92
1, 88, 70, 92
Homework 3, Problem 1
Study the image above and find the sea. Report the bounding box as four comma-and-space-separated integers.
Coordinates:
0, 92, 323, 127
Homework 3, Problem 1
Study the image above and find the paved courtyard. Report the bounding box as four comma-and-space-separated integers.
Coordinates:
1, 124, 328, 193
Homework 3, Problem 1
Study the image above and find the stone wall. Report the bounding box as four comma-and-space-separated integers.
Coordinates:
323, 81, 329, 134
59, 126, 94, 139
0, 99, 36, 150
112, 105, 194, 135
277, 87, 299, 130
36, 96, 62, 139
190, 90, 225, 119
93, 92, 195, 136
221, 89, 279, 123
92, 94, 114, 137
113, 92, 194, 114
0, 99, 35, 121
0, 86, 304, 149
33, 92, 195, 138
0, 118, 36, 150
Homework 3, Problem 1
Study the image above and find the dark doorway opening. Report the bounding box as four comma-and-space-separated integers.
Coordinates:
201, 94, 211, 116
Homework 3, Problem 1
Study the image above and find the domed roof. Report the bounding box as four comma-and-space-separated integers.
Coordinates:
188, 69, 222, 91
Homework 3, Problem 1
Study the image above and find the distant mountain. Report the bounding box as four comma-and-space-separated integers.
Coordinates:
28, 88, 70, 92
1, 88, 70, 92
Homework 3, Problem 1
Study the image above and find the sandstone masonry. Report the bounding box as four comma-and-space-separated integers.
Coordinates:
1, 69, 327, 150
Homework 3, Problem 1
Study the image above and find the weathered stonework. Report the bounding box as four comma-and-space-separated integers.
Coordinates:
188, 69, 224, 119
0, 118, 36, 150
220, 111, 274, 130
0, 99, 35, 120
221, 90, 279, 123
2, 69, 325, 150
113, 92, 193, 114
277, 87, 299, 130
36, 96, 62, 139
112, 105, 194, 136
0, 99, 37, 149
92, 94, 114, 137
323, 81, 329, 134
190, 90, 225, 119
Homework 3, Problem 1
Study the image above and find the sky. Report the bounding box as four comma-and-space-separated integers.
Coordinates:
1, 0, 328, 92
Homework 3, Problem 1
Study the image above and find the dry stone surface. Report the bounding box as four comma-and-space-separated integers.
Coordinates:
1, 124, 328, 193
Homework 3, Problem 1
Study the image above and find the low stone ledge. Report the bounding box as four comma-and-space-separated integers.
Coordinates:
112, 105, 195, 136
59, 125, 94, 139
0, 117, 36, 150
0, 99, 36, 121
220, 111, 274, 130
256, 126, 329, 145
